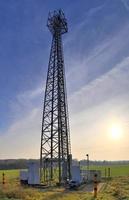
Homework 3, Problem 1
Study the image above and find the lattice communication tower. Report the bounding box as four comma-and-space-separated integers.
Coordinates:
40, 10, 71, 184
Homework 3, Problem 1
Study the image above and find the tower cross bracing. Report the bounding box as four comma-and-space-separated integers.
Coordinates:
40, 10, 71, 184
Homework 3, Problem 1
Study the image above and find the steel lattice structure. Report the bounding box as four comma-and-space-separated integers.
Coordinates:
40, 10, 71, 184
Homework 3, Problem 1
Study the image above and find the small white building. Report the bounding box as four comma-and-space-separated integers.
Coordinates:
20, 162, 40, 185
71, 165, 82, 183
28, 162, 40, 185
20, 170, 28, 184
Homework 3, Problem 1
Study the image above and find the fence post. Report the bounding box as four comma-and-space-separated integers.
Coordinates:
105, 168, 107, 179
108, 168, 111, 178
94, 173, 98, 198
2, 172, 5, 185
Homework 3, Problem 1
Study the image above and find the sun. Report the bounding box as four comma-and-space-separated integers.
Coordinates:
110, 124, 123, 140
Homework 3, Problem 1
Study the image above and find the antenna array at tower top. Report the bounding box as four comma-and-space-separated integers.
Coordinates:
47, 9, 68, 35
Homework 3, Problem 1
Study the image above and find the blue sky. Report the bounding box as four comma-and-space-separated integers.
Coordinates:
0, 0, 129, 160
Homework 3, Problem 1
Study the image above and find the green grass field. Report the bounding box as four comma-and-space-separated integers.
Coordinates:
0, 169, 19, 181
0, 165, 129, 200
86, 164, 129, 177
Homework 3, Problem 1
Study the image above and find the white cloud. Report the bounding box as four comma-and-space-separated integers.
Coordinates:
69, 57, 129, 114
0, 108, 42, 159
17, 86, 43, 101
64, 3, 105, 46
9, 84, 44, 122
68, 56, 129, 160
66, 22, 129, 94
0, 84, 44, 159
121, 0, 129, 10
16, 84, 44, 107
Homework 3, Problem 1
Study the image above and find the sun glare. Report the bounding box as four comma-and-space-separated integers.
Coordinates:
110, 124, 123, 140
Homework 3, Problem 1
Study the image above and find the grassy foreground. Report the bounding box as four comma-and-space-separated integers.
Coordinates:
0, 166, 129, 200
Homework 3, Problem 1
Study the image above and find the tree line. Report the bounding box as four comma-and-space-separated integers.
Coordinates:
0, 159, 129, 170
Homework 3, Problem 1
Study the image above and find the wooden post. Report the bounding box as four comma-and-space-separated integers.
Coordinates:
94, 173, 98, 198
2, 172, 5, 185
105, 168, 107, 179
108, 167, 111, 178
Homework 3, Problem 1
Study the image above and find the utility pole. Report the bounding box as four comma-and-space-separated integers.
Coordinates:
86, 154, 89, 181
86, 154, 89, 170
